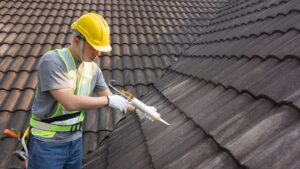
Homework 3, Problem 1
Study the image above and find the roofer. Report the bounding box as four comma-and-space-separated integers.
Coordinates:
27, 12, 134, 169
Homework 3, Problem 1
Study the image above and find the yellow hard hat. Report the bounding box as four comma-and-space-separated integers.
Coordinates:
71, 13, 112, 52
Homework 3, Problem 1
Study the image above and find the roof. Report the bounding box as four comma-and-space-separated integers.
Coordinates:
0, 0, 224, 168
84, 0, 300, 168
1, 0, 300, 169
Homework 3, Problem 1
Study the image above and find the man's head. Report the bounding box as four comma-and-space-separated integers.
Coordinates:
70, 13, 111, 62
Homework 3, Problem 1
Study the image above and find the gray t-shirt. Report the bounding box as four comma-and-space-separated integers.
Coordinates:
31, 49, 108, 143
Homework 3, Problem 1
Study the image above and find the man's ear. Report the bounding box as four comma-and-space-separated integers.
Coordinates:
73, 36, 80, 45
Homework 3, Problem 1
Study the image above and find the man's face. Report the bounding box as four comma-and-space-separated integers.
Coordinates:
82, 40, 101, 62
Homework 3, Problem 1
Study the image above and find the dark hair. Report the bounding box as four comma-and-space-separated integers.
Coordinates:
73, 30, 85, 40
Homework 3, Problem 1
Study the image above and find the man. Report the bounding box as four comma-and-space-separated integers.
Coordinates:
28, 13, 134, 169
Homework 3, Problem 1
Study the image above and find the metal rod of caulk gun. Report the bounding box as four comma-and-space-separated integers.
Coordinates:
108, 80, 131, 100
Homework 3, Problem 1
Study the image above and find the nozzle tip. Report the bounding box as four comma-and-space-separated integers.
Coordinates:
160, 119, 170, 126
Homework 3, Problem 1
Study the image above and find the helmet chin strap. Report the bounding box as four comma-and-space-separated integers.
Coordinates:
79, 38, 84, 61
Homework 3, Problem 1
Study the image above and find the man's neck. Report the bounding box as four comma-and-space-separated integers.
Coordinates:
68, 46, 82, 62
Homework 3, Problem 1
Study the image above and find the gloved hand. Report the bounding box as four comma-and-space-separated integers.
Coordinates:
135, 106, 157, 120
108, 95, 129, 113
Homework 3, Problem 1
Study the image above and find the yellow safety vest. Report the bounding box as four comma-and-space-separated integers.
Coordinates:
30, 48, 93, 138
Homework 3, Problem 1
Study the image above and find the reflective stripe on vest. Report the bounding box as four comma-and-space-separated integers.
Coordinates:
30, 48, 93, 137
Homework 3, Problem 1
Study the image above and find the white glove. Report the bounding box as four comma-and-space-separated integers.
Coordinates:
136, 106, 157, 120
108, 95, 128, 113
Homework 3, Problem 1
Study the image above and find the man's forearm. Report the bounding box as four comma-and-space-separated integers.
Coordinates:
66, 95, 109, 111
50, 88, 109, 111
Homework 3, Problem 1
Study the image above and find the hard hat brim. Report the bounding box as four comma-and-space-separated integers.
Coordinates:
92, 44, 112, 52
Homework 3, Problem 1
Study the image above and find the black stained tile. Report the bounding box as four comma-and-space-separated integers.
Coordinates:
109, 120, 142, 153
225, 106, 299, 161
232, 58, 280, 89
108, 143, 152, 169
163, 77, 201, 103
141, 104, 183, 139
247, 58, 298, 98
155, 67, 300, 169
213, 98, 273, 142
104, 114, 153, 169
194, 152, 241, 169
244, 122, 300, 169
82, 140, 108, 169
175, 82, 217, 111
275, 11, 300, 31
271, 33, 300, 58
221, 57, 263, 87
154, 72, 188, 92
138, 89, 242, 169
162, 138, 219, 169
256, 30, 298, 56
251, 14, 284, 35
237, 35, 265, 55
153, 128, 205, 169
240, 34, 282, 56
82, 133, 103, 159
0, 135, 20, 168
183, 86, 237, 122
258, 62, 300, 102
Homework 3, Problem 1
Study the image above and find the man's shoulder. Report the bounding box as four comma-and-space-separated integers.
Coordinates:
38, 49, 66, 71
40, 50, 64, 65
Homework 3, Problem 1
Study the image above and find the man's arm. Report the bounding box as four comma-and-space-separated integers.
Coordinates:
50, 88, 109, 111
95, 89, 136, 112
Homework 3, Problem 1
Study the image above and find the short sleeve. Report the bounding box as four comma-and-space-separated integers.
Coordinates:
38, 52, 70, 92
94, 67, 109, 92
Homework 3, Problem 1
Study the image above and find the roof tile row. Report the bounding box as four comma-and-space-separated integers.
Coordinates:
153, 70, 300, 168
171, 57, 300, 107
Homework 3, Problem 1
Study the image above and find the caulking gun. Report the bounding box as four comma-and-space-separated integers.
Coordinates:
109, 80, 170, 126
